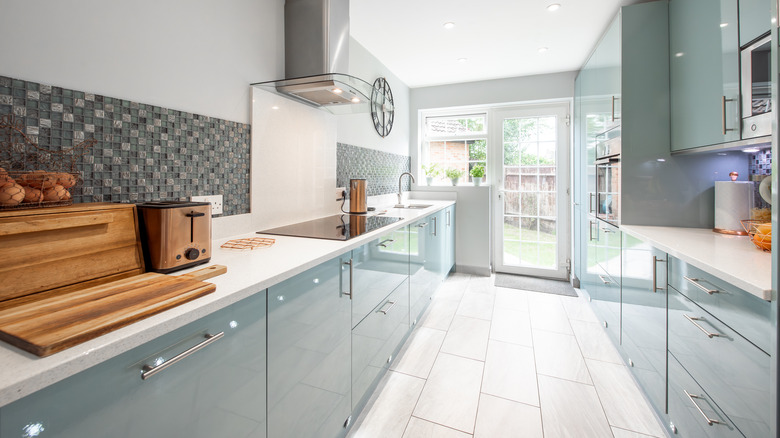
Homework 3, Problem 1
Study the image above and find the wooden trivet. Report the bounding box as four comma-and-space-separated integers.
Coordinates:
221, 237, 276, 250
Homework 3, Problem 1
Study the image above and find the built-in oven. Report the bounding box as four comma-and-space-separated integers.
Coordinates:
741, 33, 771, 139
595, 128, 620, 225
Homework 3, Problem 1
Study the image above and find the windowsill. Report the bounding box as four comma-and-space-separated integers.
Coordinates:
413, 184, 492, 190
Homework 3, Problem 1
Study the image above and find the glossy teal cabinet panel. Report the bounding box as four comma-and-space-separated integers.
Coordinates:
0, 290, 267, 438
668, 353, 742, 437
267, 257, 351, 438
352, 278, 410, 411
351, 227, 410, 328
443, 205, 456, 276
410, 216, 440, 324
668, 287, 771, 437
620, 233, 666, 414
739, 0, 771, 45
579, 213, 601, 298
670, 0, 740, 150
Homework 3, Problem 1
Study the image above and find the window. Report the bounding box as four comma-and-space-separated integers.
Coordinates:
421, 114, 487, 184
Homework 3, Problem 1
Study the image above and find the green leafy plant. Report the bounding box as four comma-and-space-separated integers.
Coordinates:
470, 164, 485, 178
421, 163, 441, 177
445, 168, 465, 179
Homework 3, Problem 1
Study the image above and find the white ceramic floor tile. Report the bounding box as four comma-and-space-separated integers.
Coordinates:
474, 394, 543, 438
586, 359, 667, 437
436, 274, 471, 301
528, 293, 573, 335
611, 427, 660, 438
561, 293, 600, 323
413, 353, 484, 433
481, 340, 539, 406
348, 371, 426, 438
494, 287, 530, 312
570, 319, 624, 364
456, 292, 495, 320
391, 326, 447, 378
489, 307, 533, 347
466, 275, 496, 295
402, 417, 472, 438
440, 316, 491, 361
420, 297, 460, 331
533, 330, 592, 384
538, 375, 613, 438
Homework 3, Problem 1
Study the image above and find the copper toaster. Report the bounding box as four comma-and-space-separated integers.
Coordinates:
136, 201, 212, 273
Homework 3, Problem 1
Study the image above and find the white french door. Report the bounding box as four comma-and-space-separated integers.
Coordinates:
491, 103, 570, 279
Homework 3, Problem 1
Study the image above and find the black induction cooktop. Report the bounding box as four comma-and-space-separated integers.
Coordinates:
257, 214, 402, 241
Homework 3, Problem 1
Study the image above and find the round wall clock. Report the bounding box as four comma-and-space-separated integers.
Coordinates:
370, 77, 394, 138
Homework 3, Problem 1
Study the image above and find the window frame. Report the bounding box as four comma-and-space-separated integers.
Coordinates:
419, 110, 489, 186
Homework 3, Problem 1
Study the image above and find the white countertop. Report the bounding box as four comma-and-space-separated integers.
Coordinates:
620, 225, 772, 301
0, 200, 455, 408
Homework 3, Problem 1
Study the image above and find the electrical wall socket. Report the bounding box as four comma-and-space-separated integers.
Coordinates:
191, 194, 223, 215
336, 187, 346, 201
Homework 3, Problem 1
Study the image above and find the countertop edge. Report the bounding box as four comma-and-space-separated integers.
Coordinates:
0, 200, 456, 407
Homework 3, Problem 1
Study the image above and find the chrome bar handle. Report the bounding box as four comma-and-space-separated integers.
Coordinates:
598, 275, 611, 285
377, 239, 395, 248
652, 256, 666, 292
341, 259, 353, 299
417, 222, 428, 228
611, 96, 617, 122
377, 300, 397, 315
684, 390, 721, 425
721, 96, 735, 135
601, 227, 613, 234
446, 210, 451, 226
432, 216, 438, 236
141, 332, 224, 380
588, 220, 595, 241
683, 314, 721, 338
589, 193, 595, 213
684, 276, 719, 294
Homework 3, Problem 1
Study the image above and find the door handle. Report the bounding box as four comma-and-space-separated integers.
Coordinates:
377, 300, 397, 315
589, 193, 595, 213
141, 332, 224, 380
684, 390, 721, 426
432, 217, 437, 236
417, 222, 428, 228
684, 276, 719, 295
721, 96, 736, 135
652, 256, 666, 292
377, 239, 394, 248
683, 314, 722, 338
341, 259, 353, 299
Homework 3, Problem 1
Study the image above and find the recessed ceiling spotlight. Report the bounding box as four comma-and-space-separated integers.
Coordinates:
332, 88, 343, 94
458, 57, 468, 63
547, 3, 561, 11
443, 22, 455, 29
271, 106, 279, 110
351, 97, 361, 103
720, 22, 729, 27
538, 47, 549, 53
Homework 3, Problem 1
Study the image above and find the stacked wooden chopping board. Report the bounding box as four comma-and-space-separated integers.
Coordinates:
0, 203, 225, 357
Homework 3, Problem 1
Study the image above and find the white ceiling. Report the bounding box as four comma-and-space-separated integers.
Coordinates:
350, 0, 632, 88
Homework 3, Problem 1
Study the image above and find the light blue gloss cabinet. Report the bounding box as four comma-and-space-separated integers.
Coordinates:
0, 289, 268, 438
267, 257, 351, 438
410, 213, 443, 324
669, 0, 740, 150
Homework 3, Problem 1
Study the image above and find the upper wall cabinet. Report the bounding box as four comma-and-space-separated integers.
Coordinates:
739, 0, 772, 45
670, 0, 741, 151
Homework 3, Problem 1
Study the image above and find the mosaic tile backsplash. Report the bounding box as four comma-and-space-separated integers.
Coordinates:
337, 143, 411, 199
749, 147, 772, 209
0, 75, 250, 216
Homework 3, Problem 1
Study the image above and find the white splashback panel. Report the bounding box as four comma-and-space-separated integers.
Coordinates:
251, 88, 339, 230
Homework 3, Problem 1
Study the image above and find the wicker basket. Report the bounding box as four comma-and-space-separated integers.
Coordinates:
740, 219, 772, 252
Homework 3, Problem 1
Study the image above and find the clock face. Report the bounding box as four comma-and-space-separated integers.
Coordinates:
371, 77, 394, 138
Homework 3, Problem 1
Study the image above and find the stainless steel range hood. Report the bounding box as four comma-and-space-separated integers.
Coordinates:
251, 0, 390, 115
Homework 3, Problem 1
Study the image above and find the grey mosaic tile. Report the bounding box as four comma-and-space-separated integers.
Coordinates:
0, 75, 250, 216
337, 143, 411, 198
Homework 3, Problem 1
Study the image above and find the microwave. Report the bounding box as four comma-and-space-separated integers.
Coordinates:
741, 34, 771, 139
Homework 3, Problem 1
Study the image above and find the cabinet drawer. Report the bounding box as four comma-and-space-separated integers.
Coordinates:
668, 353, 742, 438
591, 265, 620, 346
669, 288, 771, 437
352, 279, 410, 409
668, 256, 771, 353
596, 221, 621, 280
352, 234, 410, 328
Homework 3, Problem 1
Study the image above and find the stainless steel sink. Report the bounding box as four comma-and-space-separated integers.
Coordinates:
393, 204, 433, 209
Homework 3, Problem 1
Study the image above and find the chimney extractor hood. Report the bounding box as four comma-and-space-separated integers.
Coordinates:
251, 0, 392, 115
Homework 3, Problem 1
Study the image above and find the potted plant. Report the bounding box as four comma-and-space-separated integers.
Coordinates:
470, 164, 485, 186
444, 168, 465, 186
421, 163, 441, 185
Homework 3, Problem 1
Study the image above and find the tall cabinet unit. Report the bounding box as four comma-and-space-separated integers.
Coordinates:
669, 0, 740, 150
266, 257, 352, 438
0, 289, 268, 438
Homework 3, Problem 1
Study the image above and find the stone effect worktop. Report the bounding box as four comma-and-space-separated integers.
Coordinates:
620, 225, 772, 301
0, 200, 455, 408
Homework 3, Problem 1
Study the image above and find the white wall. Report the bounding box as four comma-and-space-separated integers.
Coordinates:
337, 39, 410, 156
0, 0, 283, 124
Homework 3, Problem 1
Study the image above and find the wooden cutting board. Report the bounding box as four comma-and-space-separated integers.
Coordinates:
0, 265, 227, 357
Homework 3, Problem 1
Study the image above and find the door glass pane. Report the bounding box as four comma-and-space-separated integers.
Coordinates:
502, 116, 558, 269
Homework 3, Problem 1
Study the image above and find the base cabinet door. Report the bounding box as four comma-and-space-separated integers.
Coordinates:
0, 290, 268, 438
620, 234, 667, 415
443, 205, 456, 275
267, 257, 351, 438
410, 216, 439, 324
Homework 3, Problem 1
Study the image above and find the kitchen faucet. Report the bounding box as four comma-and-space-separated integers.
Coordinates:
397, 172, 415, 206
